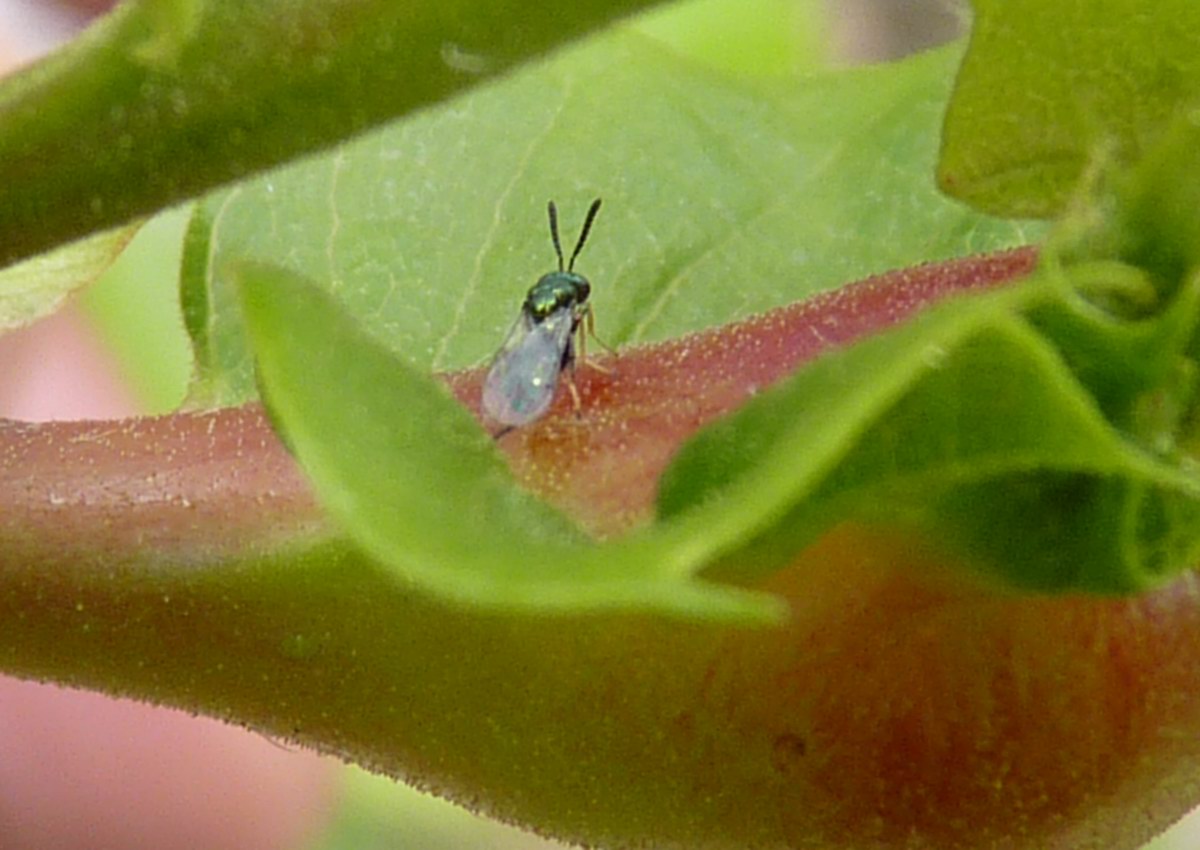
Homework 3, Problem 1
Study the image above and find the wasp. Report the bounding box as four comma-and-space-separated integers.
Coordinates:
482, 198, 606, 435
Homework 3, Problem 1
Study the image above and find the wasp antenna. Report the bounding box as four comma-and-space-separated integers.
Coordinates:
567, 198, 602, 271
547, 200, 564, 272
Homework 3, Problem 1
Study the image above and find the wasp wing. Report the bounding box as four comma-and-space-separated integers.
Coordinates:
482, 307, 576, 427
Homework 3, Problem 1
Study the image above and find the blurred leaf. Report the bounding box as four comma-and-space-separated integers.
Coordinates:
938, 0, 1200, 217
0, 0, 664, 268
184, 36, 1039, 406
236, 260, 780, 620
659, 267, 1200, 594
656, 117, 1200, 597
0, 227, 135, 335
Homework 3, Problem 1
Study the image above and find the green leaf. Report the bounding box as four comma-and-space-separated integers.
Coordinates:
0, 227, 136, 334
658, 273, 1200, 594
657, 120, 1200, 597
234, 260, 780, 621
938, 0, 1200, 218
183, 35, 1039, 407
0, 0, 664, 269
1103, 117, 1200, 292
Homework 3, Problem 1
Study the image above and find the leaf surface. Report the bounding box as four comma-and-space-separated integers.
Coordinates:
939, 0, 1200, 217
184, 37, 1038, 406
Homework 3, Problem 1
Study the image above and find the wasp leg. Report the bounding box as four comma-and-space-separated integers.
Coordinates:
580, 305, 614, 374
565, 371, 583, 419
586, 304, 616, 353
491, 424, 516, 440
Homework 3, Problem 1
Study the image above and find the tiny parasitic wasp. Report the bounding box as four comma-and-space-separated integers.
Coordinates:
482, 198, 606, 436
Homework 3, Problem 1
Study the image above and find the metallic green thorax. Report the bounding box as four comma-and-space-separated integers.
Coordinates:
523, 271, 591, 321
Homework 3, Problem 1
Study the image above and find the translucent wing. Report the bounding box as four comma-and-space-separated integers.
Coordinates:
482, 307, 575, 427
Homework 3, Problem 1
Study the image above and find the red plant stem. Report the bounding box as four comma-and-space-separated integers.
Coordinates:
0, 406, 325, 564
1, 248, 1038, 553
450, 247, 1040, 533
